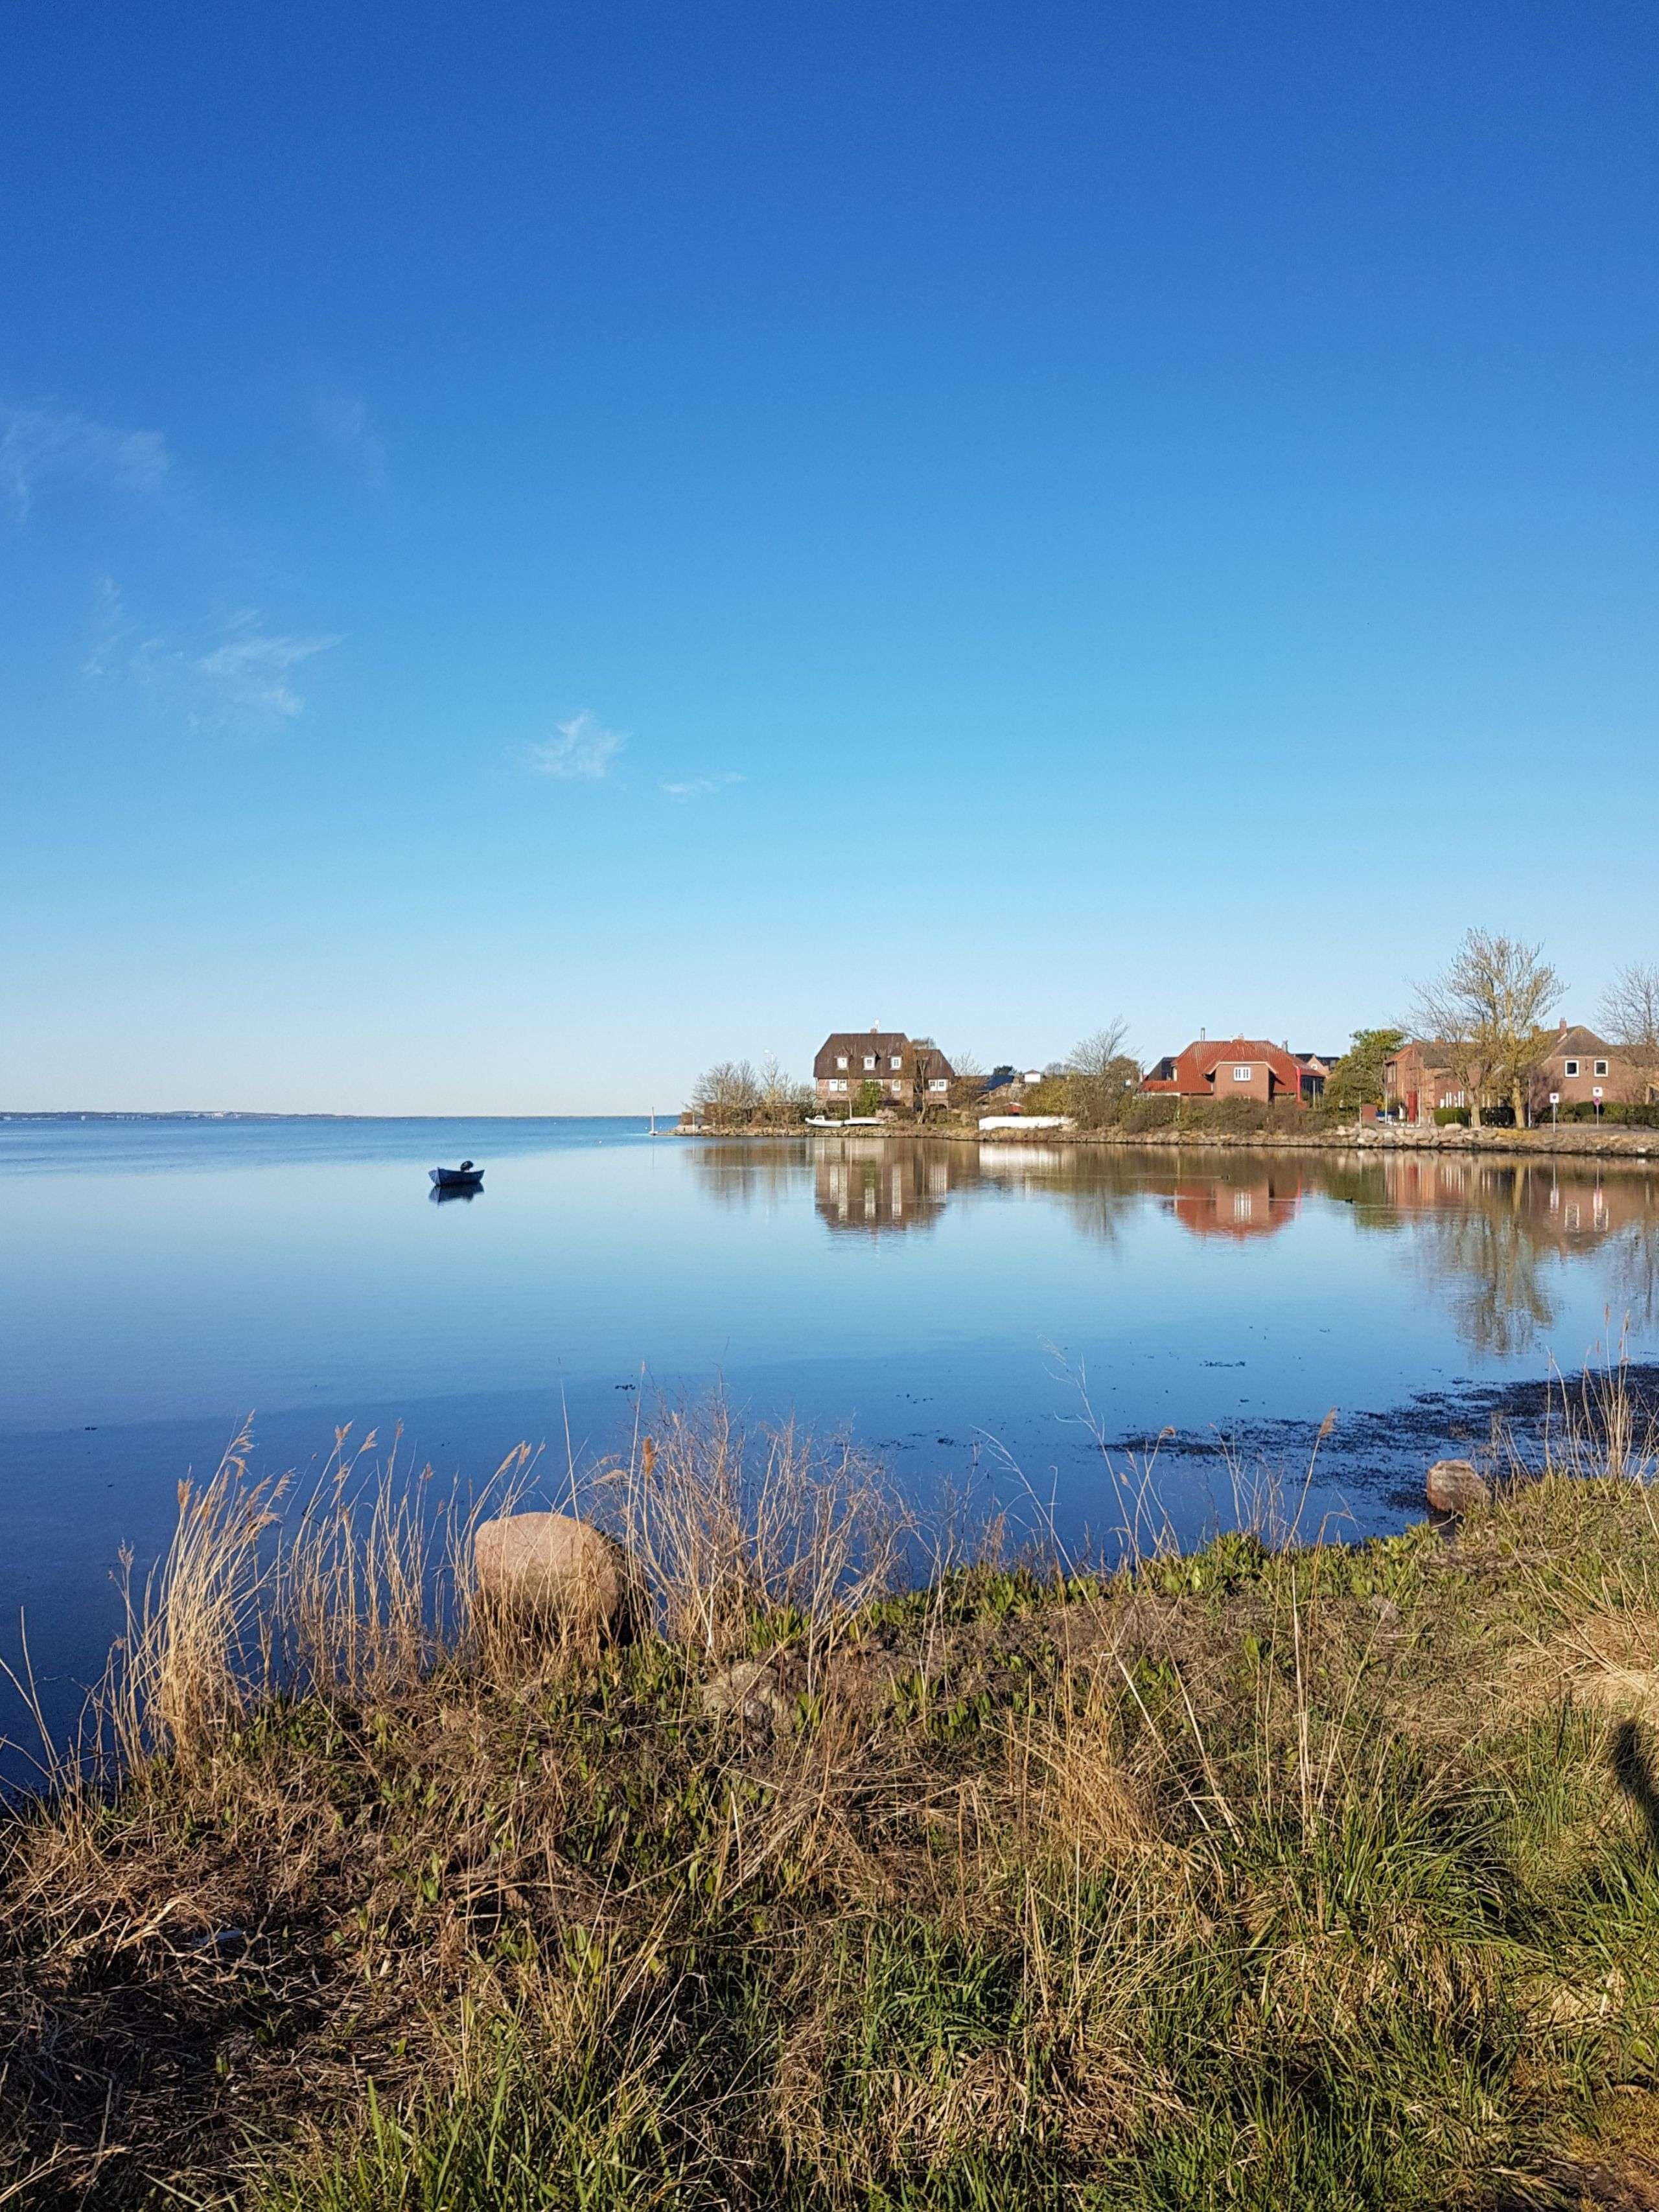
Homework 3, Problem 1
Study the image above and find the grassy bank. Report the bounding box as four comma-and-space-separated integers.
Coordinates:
5, 1408, 1659, 2207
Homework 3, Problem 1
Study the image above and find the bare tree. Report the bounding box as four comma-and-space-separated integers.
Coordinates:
909, 1039, 948, 1122
1066, 1021, 1139, 1128
757, 1054, 814, 1125
689, 1059, 762, 1130
1412, 930, 1563, 1128
947, 1047, 988, 1114
1600, 963, 1659, 1101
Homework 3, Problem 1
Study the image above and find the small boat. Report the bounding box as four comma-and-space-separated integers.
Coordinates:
430, 1159, 484, 1190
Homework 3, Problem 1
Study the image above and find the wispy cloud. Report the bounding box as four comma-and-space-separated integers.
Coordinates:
529, 710, 627, 781
310, 388, 386, 489
197, 612, 341, 724
2, 398, 169, 521
660, 772, 745, 802
81, 573, 139, 682
84, 584, 340, 734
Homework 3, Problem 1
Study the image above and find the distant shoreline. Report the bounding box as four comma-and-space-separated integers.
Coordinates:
0, 1110, 651, 1124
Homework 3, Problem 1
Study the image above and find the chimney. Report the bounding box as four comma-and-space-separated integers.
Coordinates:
871, 1022, 879, 1033
1559, 1018, 1567, 1035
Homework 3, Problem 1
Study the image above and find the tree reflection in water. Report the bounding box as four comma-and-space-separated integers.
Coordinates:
684, 1136, 1659, 1355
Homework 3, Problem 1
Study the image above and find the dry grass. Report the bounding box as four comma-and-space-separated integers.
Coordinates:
4, 1386, 1659, 2207
597, 1399, 907, 1674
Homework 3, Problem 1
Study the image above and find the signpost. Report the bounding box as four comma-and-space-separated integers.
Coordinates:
1594, 1085, 1604, 1124
1549, 1090, 1560, 1127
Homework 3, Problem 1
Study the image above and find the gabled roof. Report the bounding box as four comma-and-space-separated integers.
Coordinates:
813, 1031, 955, 1080
1549, 1025, 1613, 1057
1141, 1037, 1308, 1096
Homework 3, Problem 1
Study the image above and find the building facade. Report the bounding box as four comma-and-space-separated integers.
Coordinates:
1531, 1024, 1645, 1111
1141, 1036, 1327, 1107
812, 1029, 956, 1114
1386, 1024, 1649, 1123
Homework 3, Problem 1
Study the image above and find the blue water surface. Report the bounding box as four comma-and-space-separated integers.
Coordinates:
3, 1115, 1656, 1749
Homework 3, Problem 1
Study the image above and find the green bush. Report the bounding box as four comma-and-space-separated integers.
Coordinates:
1118, 1096, 1179, 1133
1556, 1099, 1659, 1127
1433, 1107, 1470, 1126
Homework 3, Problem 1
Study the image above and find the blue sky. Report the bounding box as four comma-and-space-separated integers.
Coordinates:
3, 1, 1655, 1112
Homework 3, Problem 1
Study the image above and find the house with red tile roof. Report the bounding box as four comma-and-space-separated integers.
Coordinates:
1141, 1036, 1328, 1108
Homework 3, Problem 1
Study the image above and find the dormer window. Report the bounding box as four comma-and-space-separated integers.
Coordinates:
864, 1055, 876, 1070
890, 1056, 901, 1071
836, 1056, 848, 1071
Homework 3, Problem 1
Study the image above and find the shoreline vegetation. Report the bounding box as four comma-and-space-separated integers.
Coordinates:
679, 1120, 1659, 1158
5, 1386, 1659, 2206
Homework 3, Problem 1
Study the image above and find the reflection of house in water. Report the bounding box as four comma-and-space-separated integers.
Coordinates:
814, 1142, 966, 1234
1152, 1168, 1306, 1240
1373, 1154, 1659, 1356
1381, 1156, 1656, 1249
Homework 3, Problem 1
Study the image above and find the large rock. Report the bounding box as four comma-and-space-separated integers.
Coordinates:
1425, 1458, 1491, 1515
474, 1511, 640, 1639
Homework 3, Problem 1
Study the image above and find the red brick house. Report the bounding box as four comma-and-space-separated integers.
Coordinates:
1386, 1024, 1650, 1123
813, 1029, 955, 1113
1141, 1037, 1327, 1107
1530, 1022, 1647, 1111
1384, 1040, 1466, 1123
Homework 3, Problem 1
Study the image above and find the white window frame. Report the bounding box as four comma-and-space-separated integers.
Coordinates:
890, 1055, 902, 1071
1595, 1059, 1608, 1077
1232, 1065, 1253, 1083
863, 1055, 876, 1071
1564, 1060, 1579, 1077
835, 1055, 847, 1071
828, 1079, 846, 1093
928, 1078, 948, 1092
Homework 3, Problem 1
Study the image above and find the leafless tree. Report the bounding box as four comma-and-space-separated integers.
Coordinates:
947, 1047, 988, 1114
1600, 963, 1659, 1100
689, 1059, 762, 1129
1412, 930, 1563, 1128
1066, 1021, 1139, 1128
757, 1054, 814, 1125
909, 1040, 949, 1122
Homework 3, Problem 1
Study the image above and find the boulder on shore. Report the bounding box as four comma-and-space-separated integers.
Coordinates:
473, 1510, 641, 1639
1425, 1458, 1491, 1515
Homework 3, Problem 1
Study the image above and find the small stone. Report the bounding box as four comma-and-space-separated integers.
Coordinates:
1367, 1595, 1403, 1626
701, 1659, 780, 1725
473, 1511, 640, 1639
1425, 1458, 1491, 1515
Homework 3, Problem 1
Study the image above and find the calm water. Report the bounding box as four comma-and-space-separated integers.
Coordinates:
4, 1116, 1658, 1744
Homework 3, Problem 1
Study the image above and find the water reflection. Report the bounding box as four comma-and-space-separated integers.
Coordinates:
813, 1140, 965, 1234
691, 1138, 1659, 1354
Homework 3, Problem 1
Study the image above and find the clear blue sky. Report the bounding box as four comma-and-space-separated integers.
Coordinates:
4, 1, 1655, 1112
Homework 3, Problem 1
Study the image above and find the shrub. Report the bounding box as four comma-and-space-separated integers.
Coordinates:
1118, 1096, 1179, 1133
1433, 1107, 1470, 1126
1556, 1100, 1659, 1127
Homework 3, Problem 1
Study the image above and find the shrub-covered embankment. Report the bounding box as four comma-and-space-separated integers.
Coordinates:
5, 1415, 1659, 2207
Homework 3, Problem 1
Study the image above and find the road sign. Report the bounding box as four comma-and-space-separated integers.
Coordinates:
1594, 1086, 1604, 1100
1549, 1092, 1560, 1105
